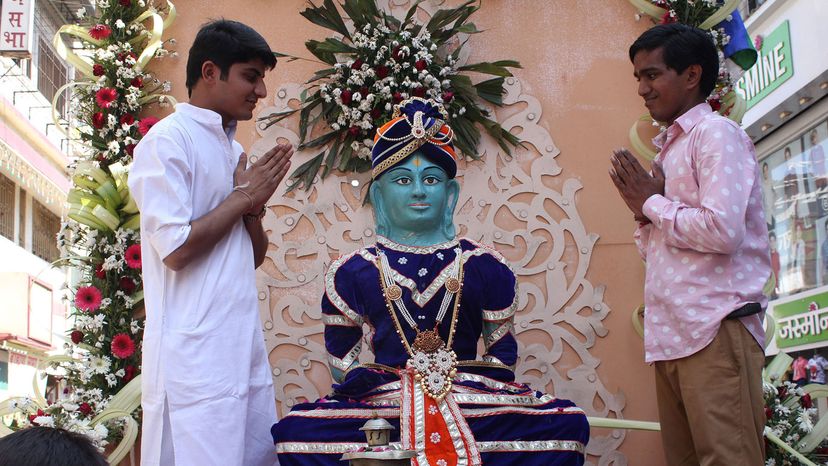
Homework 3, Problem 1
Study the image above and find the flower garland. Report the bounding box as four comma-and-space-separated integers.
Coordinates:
0, 0, 175, 460
260, 0, 521, 190
626, 0, 754, 159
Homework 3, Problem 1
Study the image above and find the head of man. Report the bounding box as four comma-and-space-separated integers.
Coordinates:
628, 23, 719, 125
186, 19, 277, 126
769, 231, 777, 251
0, 427, 108, 466
763, 162, 770, 180
369, 98, 459, 246
811, 129, 820, 146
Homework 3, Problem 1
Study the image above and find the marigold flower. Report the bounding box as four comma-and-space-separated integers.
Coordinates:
75, 286, 102, 312
88, 24, 112, 40
111, 333, 135, 359
125, 244, 142, 269
138, 117, 159, 136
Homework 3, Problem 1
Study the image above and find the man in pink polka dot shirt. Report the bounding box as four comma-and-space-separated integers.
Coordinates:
609, 24, 771, 466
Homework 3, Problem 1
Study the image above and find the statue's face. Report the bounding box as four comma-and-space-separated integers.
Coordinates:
373, 153, 451, 234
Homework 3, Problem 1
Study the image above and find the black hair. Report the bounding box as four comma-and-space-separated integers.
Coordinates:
0, 427, 108, 466
185, 19, 277, 97
629, 23, 719, 98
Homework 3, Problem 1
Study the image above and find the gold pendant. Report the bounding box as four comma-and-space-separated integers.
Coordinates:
385, 284, 403, 301
412, 329, 444, 354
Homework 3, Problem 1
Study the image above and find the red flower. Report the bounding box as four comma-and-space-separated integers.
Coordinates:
359, 86, 369, 97
348, 126, 360, 138
125, 244, 142, 268
124, 365, 137, 382
120, 114, 135, 126
708, 98, 721, 112
125, 143, 136, 156
138, 117, 159, 136
351, 59, 363, 70
119, 0, 131, 6
392, 92, 403, 104
94, 263, 106, 279
340, 89, 353, 105
392, 45, 403, 61
70, 330, 84, 344
801, 393, 813, 409
412, 86, 426, 98
660, 10, 677, 24
92, 64, 105, 77
130, 76, 143, 88
95, 88, 118, 109
764, 406, 773, 420
78, 402, 92, 416
88, 24, 112, 41
92, 112, 105, 129
370, 107, 382, 120
375, 66, 389, 79
442, 91, 454, 103
75, 286, 102, 312
111, 333, 135, 359
120, 276, 136, 294
414, 60, 427, 71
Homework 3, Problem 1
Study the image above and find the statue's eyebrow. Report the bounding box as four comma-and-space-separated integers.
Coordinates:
388, 167, 413, 175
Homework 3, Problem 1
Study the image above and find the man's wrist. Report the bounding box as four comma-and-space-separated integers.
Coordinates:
243, 206, 266, 223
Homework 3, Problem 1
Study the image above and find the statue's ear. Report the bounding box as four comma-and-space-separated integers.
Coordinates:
442, 179, 460, 239
370, 181, 390, 237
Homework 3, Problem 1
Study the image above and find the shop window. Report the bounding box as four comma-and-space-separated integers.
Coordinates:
31, 199, 60, 263
761, 119, 828, 299
0, 174, 13, 241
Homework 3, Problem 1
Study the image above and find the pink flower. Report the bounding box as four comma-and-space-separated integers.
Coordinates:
75, 286, 102, 312
138, 117, 159, 136
125, 244, 142, 269
88, 24, 112, 41
111, 333, 135, 359
95, 88, 118, 109
442, 91, 454, 103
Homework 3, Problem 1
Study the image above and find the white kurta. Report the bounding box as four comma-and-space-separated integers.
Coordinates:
129, 103, 277, 466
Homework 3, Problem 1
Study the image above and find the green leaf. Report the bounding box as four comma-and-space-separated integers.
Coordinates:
305, 40, 338, 65
338, 139, 354, 171
426, 1, 476, 33
321, 136, 342, 179
401, 0, 424, 29
286, 152, 324, 193
257, 109, 299, 129
300, 0, 350, 39
315, 38, 357, 55
457, 60, 521, 76
299, 130, 338, 150
305, 67, 337, 84
474, 77, 505, 105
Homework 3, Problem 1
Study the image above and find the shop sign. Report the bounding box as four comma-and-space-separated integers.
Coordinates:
0, 0, 35, 58
773, 286, 828, 348
735, 20, 794, 110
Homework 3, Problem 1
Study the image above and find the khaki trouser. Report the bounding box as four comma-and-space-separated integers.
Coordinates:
654, 319, 766, 466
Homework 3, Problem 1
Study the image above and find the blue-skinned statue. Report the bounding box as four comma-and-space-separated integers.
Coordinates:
272, 98, 589, 465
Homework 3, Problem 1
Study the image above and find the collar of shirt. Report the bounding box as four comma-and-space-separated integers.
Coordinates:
175, 102, 238, 142
652, 102, 713, 152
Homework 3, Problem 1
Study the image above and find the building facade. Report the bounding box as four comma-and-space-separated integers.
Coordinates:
0, 0, 81, 405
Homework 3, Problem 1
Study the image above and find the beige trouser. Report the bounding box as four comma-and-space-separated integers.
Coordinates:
654, 319, 766, 466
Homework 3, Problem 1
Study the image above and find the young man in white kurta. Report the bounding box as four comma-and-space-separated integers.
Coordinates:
128, 20, 291, 466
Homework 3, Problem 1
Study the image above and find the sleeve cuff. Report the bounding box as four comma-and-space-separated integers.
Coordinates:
149, 223, 191, 260
642, 194, 670, 227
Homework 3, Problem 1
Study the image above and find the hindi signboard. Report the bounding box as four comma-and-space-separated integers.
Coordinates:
0, 0, 35, 58
772, 287, 828, 349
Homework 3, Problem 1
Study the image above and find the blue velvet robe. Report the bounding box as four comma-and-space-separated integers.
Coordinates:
272, 237, 589, 465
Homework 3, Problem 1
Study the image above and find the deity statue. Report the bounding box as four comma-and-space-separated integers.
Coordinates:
272, 98, 590, 465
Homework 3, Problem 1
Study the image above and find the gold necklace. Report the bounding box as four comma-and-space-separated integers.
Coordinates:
376, 250, 464, 400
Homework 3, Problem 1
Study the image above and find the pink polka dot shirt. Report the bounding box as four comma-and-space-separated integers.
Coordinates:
634, 103, 771, 363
